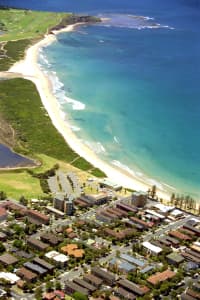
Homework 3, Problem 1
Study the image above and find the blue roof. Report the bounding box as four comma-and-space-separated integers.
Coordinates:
140, 265, 154, 274
120, 253, 146, 267
109, 258, 136, 272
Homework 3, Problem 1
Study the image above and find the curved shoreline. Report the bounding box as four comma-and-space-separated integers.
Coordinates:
7, 23, 171, 200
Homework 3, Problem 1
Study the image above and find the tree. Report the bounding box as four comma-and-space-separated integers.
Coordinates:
34, 287, 43, 300
0, 242, 5, 253
19, 196, 28, 206
150, 185, 157, 199
73, 292, 88, 300
0, 191, 6, 200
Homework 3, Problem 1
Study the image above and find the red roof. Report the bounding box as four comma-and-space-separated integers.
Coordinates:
0, 207, 7, 217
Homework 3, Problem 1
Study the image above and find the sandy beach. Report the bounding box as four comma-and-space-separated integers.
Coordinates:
8, 23, 171, 200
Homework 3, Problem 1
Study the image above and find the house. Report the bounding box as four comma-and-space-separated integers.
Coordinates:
61, 244, 85, 258
83, 274, 103, 288
0, 207, 7, 222
109, 258, 136, 274
168, 230, 191, 241
32, 257, 55, 273
147, 269, 176, 286
142, 241, 162, 255
114, 287, 136, 300
116, 202, 138, 214
0, 253, 18, 266
45, 251, 69, 267
0, 272, 20, 284
40, 232, 63, 246
167, 252, 185, 266
130, 217, 153, 230
183, 224, 200, 237
27, 237, 49, 251
120, 253, 146, 268
26, 209, 49, 225
16, 267, 37, 282
23, 262, 47, 275
65, 281, 88, 296
73, 278, 97, 293
91, 267, 116, 286
118, 279, 150, 297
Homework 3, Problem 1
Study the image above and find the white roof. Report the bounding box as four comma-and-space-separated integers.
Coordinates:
153, 203, 174, 213
53, 253, 69, 263
145, 209, 165, 219
45, 251, 69, 263
194, 241, 200, 247
45, 250, 60, 259
171, 209, 183, 216
0, 272, 20, 284
142, 241, 162, 254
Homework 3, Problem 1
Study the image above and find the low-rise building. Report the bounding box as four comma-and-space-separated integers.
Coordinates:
0, 207, 7, 222
0, 272, 20, 284
16, 267, 37, 282
168, 230, 191, 241
91, 267, 116, 286
120, 253, 146, 268
167, 252, 185, 266
73, 278, 97, 293
45, 251, 69, 267
83, 273, 103, 288
118, 279, 150, 297
61, 244, 85, 258
33, 257, 55, 273
40, 232, 63, 246
147, 269, 176, 286
26, 209, 50, 225
109, 258, 136, 274
23, 262, 47, 275
142, 241, 162, 255
65, 281, 88, 296
27, 237, 49, 251
0, 253, 18, 266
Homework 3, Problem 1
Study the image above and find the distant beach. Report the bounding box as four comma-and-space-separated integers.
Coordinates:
8, 23, 171, 200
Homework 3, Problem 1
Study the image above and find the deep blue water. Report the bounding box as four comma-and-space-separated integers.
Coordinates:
3, 0, 200, 197
0, 144, 32, 167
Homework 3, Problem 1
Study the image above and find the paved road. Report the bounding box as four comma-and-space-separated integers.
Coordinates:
143, 215, 195, 242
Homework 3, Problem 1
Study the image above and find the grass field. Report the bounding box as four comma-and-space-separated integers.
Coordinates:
0, 9, 68, 42
0, 9, 105, 199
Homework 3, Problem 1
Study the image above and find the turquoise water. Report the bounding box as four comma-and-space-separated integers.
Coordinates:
4, 0, 200, 198
38, 12, 200, 198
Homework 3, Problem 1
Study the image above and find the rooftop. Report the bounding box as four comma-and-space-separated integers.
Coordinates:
147, 269, 176, 285
142, 241, 162, 254
0, 253, 18, 265
0, 272, 20, 284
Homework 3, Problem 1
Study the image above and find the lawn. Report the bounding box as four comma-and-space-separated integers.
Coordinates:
0, 9, 68, 42
0, 169, 45, 199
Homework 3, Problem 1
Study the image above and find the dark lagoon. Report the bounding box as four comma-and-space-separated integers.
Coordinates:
0, 144, 34, 168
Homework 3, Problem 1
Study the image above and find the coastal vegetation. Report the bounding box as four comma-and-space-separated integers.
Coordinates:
0, 8, 105, 198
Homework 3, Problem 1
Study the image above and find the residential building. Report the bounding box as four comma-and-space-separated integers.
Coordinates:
142, 241, 162, 255
73, 278, 97, 293
147, 269, 176, 285
26, 209, 50, 225
0, 207, 7, 222
23, 262, 47, 275
65, 281, 88, 296
83, 274, 103, 288
118, 279, 150, 297
0, 253, 18, 266
0, 272, 20, 284
32, 257, 54, 272
27, 237, 49, 251
40, 232, 63, 246
91, 267, 116, 286
167, 252, 185, 266
16, 267, 37, 282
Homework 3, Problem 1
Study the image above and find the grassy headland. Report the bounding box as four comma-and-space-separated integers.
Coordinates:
0, 8, 105, 199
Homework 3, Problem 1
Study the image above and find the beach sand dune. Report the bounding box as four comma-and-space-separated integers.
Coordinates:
8, 23, 170, 200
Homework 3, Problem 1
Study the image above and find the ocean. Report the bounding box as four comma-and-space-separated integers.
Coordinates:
3, 0, 200, 198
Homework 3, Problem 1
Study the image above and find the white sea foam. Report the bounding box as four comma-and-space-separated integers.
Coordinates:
100, 13, 174, 31
112, 160, 136, 177
84, 141, 106, 154
113, 136, 120, 144
69, 125, 81, 132
64, 96, 85, 110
